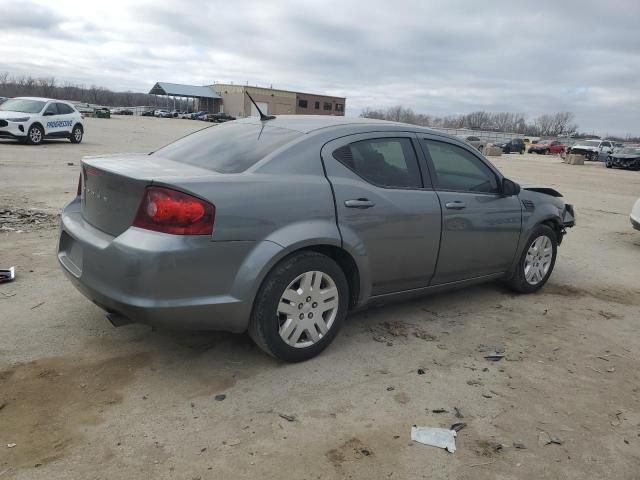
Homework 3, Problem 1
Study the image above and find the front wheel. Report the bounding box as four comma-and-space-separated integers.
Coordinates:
26, 124, 44, 145
70, 125, 83, 144
506, 224, 557, 293
248, 251, 349, 362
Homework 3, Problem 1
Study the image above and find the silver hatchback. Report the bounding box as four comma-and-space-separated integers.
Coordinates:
58, 116, 575, 361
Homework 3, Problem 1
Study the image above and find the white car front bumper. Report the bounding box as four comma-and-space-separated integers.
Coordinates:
0, 120, 28, 139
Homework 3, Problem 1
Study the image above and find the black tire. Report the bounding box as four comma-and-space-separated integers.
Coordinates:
543, 149, 549, 155
506, 224, 558, 293
605, 157, 612, 168
70, 124, 83, 144
26, 124, 44, 145
520, 148, 524, 154
248, 251, 349, 362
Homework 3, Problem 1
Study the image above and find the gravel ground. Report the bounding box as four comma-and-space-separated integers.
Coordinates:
1, 116, 639, 479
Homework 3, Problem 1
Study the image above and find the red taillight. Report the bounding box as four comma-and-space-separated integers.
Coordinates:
133, 186, 215, 235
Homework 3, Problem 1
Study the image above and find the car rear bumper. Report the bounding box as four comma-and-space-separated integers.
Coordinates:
57, 199, 261, 332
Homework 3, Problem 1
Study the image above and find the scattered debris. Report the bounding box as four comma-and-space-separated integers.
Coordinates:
278, 413, 297, 422
411, 426, 457, 453
67, 162, 75, 166
413, 328, 436, 341
0, 291, 16, 298
450, 422, 466, 432
223, 439, 241, 446
6, 443, 16, 448
0, 208, 59, 232
214, 394, 226, 401
538, 431, 562, 447
453, 407, 464, 419
484, 353, 505, 362
467, 379, 483, 387
30, 301, 46, 310
417, 369, 426, 375
513, 442, 527, 449
431, 408, 448, 414
372, 335, 387, 343
0, 402, 6, 411
482, 393, 492, 399
598, 310, 622, 320
607, 367, 616, 373
386, 386, 395, 391
0, 267, 15, 283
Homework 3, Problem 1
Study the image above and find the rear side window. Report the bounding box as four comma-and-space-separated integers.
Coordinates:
56, 103, 74, 114
333, 137, 422, 189
153, 123, 302, 173
421, 139, 498, 193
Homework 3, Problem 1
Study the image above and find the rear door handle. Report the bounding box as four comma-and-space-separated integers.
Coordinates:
345, 198, 375, 209
445, 201, 467, 210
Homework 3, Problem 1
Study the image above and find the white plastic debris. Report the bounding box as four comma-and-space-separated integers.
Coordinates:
411, 426, 457, 453
7, 443, 16, 448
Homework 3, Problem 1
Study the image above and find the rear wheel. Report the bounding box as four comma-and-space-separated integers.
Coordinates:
249, 251, 348, 362
70, 125, 83, 144
26, 124, 44, 145
506, 224, 557, 293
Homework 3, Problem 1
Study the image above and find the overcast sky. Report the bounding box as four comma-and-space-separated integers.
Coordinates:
1, 0, 639, 135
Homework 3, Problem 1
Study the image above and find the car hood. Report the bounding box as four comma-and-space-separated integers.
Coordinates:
0, 110, 33, 119
520, 183, 563, 197
570, 143, 598, 150
611, 153, 640, 159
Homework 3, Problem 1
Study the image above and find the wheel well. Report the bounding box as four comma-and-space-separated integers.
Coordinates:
74, 123, 84, 131
542, 219, 563, 245
302, 245, 360, 308
30, 122, 44, 131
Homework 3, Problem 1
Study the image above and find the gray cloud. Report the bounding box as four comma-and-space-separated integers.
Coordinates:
0, 0, 638, 135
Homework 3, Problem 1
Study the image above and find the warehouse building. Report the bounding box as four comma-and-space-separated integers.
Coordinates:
149, 81, 346, 117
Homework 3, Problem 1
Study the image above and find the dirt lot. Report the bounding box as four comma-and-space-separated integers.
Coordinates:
1, 116, 639, 479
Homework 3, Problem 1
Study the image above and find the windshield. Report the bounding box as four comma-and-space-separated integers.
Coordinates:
0, 99, 46, 113
153, 122, 303, 173
583, 140, 601, 147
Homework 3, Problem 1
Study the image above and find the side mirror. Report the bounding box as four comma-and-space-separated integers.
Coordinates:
501, 178, 520, 196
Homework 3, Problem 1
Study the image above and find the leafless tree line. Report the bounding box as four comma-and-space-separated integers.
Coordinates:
361, 106, 579, 137
0, 72, 163, 108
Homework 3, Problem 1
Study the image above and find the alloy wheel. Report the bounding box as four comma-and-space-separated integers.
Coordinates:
74, 128, 82, 142
524, 235, 553, 285
277, 270, 339, 348
30, 127, 42, 143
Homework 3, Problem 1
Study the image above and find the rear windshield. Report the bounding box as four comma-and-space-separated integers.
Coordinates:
153, 122, 302, 173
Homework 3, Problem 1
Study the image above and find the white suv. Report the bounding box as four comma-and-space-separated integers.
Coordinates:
0, 97, 84, 145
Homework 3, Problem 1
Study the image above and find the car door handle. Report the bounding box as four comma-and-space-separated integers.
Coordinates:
445, 201, 467, 210
345, 198, 375, 209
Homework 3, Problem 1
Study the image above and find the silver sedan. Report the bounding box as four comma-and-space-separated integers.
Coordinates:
58, 116, 575, 361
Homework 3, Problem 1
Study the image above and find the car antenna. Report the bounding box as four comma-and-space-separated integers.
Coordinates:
245, 91, 275, 121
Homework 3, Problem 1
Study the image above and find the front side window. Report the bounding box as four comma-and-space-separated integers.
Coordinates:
323, 102, 332, 111
422, 139, 498, 193
0, 98, 46, 113
44, 103, 58, 115
332, 137, 422, 189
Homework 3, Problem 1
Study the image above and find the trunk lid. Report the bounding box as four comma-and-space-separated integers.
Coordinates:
81, 154, 217, 236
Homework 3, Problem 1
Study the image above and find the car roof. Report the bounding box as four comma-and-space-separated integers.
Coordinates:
233, 114, 454, 136
15, 96, 75, 105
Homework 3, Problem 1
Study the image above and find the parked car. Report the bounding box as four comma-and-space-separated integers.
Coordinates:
58, 117, 575, 362
458, 135, 484, 152
94, 107, 111, 119
567, 139, 614, 161
528, 140, 566, 155
190, 111, 208, 120
631, 198, 640, 231
178, 112, 193, 119
116, 109, 134, 116
495, 138, 525, 154
154, 109, 172, 118
0, 97, 84, 145
207, 112, 237, 123
141, 110, 155, 117
605, 146, 640, 170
